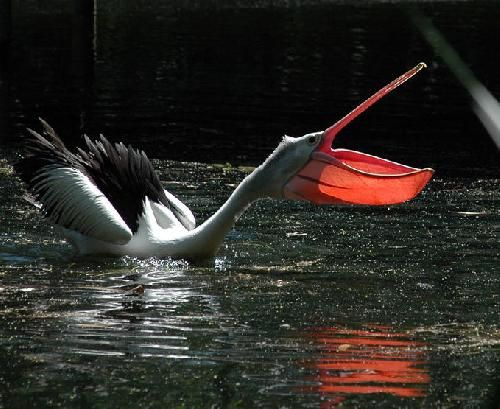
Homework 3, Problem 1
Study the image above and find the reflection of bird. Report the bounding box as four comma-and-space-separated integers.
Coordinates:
302, 325, 430, 406
15, 64, 433, 259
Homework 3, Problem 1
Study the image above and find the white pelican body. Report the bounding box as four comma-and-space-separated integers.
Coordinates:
15, 64, 433, 260
60, 167, 267, 259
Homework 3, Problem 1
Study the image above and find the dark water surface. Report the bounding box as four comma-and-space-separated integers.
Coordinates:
0, 160, 499, 408
1, 1, 500, 408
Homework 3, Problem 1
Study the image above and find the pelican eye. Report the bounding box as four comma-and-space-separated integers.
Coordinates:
307, 135, 318, 145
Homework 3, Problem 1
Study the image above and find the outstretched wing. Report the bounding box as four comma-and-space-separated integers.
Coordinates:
31, 165, 133, 244
15, 119, 194, 244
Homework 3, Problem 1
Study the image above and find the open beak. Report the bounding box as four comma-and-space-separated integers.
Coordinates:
284, 63, 434, 205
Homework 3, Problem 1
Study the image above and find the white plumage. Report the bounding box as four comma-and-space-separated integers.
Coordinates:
33, 166, 133, 244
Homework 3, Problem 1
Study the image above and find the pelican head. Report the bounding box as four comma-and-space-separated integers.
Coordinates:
249, 131, 324, 199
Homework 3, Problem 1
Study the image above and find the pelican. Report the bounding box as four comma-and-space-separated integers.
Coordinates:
15, 63, 433, 260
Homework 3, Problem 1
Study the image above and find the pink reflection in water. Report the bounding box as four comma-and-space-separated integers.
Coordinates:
301, 324, 430, 407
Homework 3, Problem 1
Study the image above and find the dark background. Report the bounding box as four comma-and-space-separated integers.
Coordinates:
1, 0, 499, 176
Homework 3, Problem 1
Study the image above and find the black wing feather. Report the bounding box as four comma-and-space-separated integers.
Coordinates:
15, 119, 190, 233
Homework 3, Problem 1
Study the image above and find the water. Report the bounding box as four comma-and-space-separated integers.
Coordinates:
0, 159, 499, 408
1, 1, 500, 408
